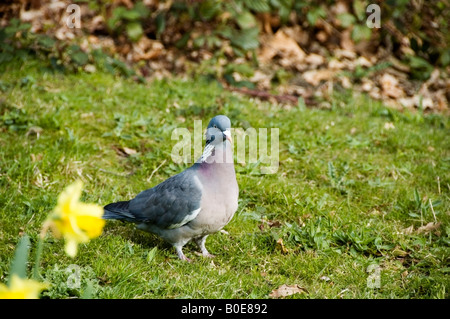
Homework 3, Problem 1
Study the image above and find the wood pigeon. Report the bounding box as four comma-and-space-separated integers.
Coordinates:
103, 115, 239, 261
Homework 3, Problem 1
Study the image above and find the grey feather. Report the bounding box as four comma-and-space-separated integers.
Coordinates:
128, 168, 202, 228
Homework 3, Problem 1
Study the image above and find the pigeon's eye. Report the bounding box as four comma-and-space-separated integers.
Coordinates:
213, 125, 217, 128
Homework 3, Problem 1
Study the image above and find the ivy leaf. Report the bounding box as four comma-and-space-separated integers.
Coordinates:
246, 0, 271, 12
121, 9, 141, 21
108, 6, 127, 30
306, 7, 326, 26
351, 24, 371, 43
133, 1, 150, 18
353, 0, 368, 21
198, 0, 221, 21
126, 22, 143, 42
230, 27, 259, 51
68, 45, 89, 66
37, 36, 56, 50
337, 13, 356, 28
236, 11, 257, 29
156, 13, 166, 36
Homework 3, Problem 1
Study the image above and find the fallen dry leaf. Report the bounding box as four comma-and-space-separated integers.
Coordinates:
305, 53, 325, 67
340, 29, 354, 52
112, 145, 138, 157
403, 225, 414, 235
132, 36, 164, 62
380, 73, 405, 99
303, 69, 335, 86
276, 238, 289, 254
30, 153, 43, 163
26, 126, 43, 138
269, 284, 308, 298
258, 29, 306, 69
383, 122, 395, 130
417, 222, 441, 235
340, 76, 352, 89
361, 79, 374, 92
392, 247, 409, 257
259, 219, 282, 230
122, 147, 137, 155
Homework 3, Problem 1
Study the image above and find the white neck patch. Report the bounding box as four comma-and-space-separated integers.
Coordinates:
199, 143, 215, 163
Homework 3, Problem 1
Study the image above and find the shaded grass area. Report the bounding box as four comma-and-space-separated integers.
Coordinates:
0, 59, 449, 299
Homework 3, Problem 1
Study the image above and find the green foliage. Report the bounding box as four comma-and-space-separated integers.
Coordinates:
0, 18, 33, 63
9, 235, 31, 282
41, 264, 106, 299
342, 62, 392, 82
2, 0, 448, 83
351, 24, 372, 43
405, 55, 435, 81
327, 161, 353, 195
1, 57, 449, 299
382, 0, 450, 67
107, 1, 150, 41
1, 103, 32, 132
0, 19, 136, 78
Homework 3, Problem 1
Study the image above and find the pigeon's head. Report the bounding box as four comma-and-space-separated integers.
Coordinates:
206, 115, 232, 145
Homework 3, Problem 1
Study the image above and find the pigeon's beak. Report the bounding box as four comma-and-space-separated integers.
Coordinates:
223, 130, 232, 144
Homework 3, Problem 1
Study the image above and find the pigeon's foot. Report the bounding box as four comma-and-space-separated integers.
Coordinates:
175, 245, 191, 262
194, 235, 215, 258
179, 254, 192, 262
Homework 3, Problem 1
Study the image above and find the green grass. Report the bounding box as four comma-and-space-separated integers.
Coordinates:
0, 58, 449, 299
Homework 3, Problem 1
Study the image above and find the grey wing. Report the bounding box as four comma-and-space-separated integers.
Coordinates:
128, 169, 203, 229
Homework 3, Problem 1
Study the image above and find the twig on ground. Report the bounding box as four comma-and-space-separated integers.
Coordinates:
147, 159, 167, 182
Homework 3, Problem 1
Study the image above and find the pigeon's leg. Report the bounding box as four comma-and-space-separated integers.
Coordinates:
195, 235, 215, 258
174, 244, 191, 262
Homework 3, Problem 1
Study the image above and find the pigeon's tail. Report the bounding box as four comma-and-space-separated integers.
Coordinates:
103, 201, 135, 221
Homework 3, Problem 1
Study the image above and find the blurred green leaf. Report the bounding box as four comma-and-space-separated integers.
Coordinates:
351, 24, 372, 43
68, 45, 89, 66
156, 13, 166, 36
438, 49, 450, 67
236, 11, 257, 29
9, 234, 30, 284
147, 247, 158, 263
406, 55, 434, 80
198, 0, 221, 21
108, 6, 127, 30
246, 0, 271, 12
337, 13, 356, 28
37, 36, 56, 50
121, 9, 141, 21
353, 0, 367, 21
306, 6, 326, 26
126, 22, 144, 42
175, 32, 191, 48
133, 1, 150, 18
270, 0, 293, 23
229, 27, 259, 50
297, 96, 306, 111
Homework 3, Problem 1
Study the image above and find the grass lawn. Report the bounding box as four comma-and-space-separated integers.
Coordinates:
0, 58, 449, 299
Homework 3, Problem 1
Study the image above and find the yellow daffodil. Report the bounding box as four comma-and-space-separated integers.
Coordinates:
42, 180, 105, 257
0, 275, 49, 299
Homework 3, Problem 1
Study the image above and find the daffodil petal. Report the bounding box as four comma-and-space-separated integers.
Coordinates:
57, 180, 83, 211
73, 202, 104, 217
65, 239, 78, 258
45, 180, 105, 258
76, 214, 105, 238
0, 275, 49, 299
